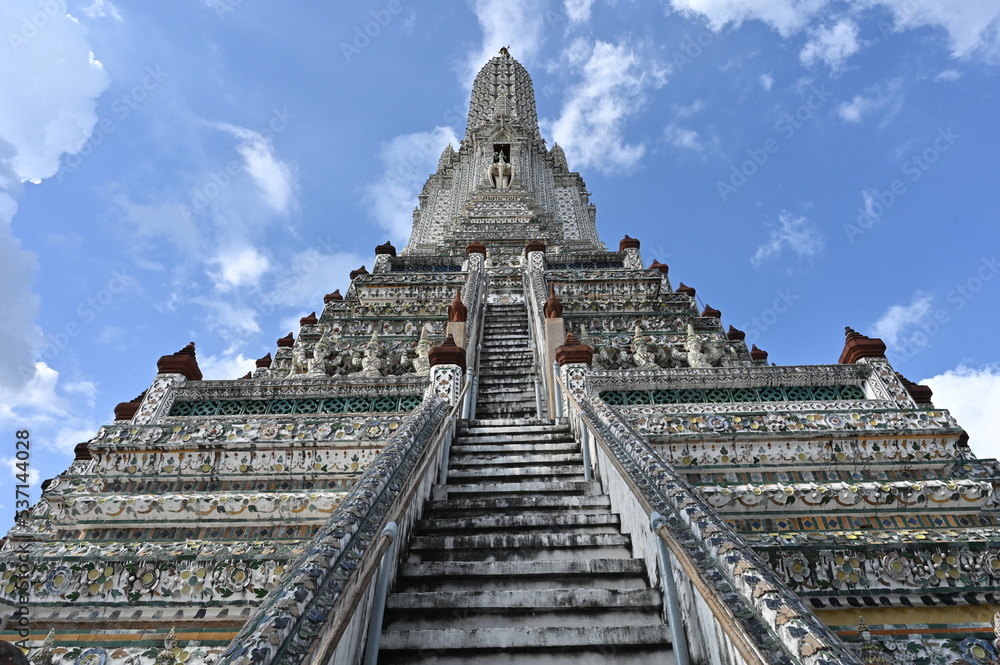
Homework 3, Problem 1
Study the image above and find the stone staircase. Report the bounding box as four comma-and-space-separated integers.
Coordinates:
377, 421, 674, 663
475, 302, 538, 421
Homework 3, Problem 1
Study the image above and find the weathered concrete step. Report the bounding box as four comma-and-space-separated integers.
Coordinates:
455, 432, 574, 445
408, 532, 630, 552
474, 391, 535, 401
446, 465, 585, 480
399, 557, 646, 580
380, 625, 671, 652
386, 588, 661, 611
435, 480, 598, 498
423, 494, 611, 515
461, 423, 567, 434
416, 513, 619, 533
378, 648, 675, 665
464, 418, 552, 428
450, 453, 583, 466
450, 444, 579, 456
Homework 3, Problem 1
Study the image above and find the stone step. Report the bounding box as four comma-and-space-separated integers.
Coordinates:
385, 588, 661, 612
445, 466, 586, 482
422, 494, 611, 516
405, 533, 633, 562
460, 423, 568, 435
463, 419, 560, 430
450, 453, 583, 466
415, 513, 619, 534
450, 443, 578, 455
380, 625, 672, 653
434, 480, 599, 498
398, 558, 647, 583
454, 432, 574, 445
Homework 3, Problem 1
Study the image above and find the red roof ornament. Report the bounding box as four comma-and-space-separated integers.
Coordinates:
324, 289, 343, 303
896, 372, 933, 404
701, 304, 721, 319
727, 325, 746, 341
555, 332, 593, 366
300, 312, 318, 325
839, 327, 887, 364
375, 241, 397, 256
750, 345, 769, 362
649, 260, 669, 274
156, 342, 203, 380
428, 334, 466, 370
544, 290, 563, 319
349, 266, 369, 280
466, 241, 487, 255
676, 282, 696, 298
448, 290, 468, 323
113, 391, 147, 421
619, 235, 640, 251
277, 333, 295, 347
525, 239, 546, 254
256, 352, 273, 368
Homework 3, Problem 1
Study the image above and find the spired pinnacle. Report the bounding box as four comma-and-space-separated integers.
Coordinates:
466, 48, 542, 142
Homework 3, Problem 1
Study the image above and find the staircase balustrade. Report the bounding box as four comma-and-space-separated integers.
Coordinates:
552, 368, 864, 665
218, 377, 471, 665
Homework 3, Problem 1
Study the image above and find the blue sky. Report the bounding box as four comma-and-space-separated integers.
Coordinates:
2, 0, 999, 531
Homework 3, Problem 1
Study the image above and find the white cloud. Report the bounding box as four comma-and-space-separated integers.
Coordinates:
670, 0, 1000, 64
673, 98, 706, 117
750, 211, 825, 267
935, 69, 963, 81
199, 351, 257, 381
837, 78, 903, 125
364, 126, 459, 245
866, 0, 1000, 60
271, 248, 368, 309
546, 38, 667, 174
189, 297, 262, 340
872, 292, 934, 348
800, 18, 861, 69
922, 364, 1000, 460
0, 363, 100, 459
81, 0, 122, 20
215, 123, 297, 216
3, 457, 40, 487
467, 0, 546, 84
207, 245, 271, 292
664, 124, 706, 152
564, 0, 596, 23
667, 0, 826, 36
0, 1, 109, 392
759, 73, 775, 90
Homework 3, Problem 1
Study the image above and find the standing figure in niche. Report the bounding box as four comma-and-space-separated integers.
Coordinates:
487, 151, 512, 189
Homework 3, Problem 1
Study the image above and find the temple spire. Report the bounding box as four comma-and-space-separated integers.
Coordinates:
465, 48, 542, 143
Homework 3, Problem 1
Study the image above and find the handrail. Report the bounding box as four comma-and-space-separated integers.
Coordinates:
322, 378, 470, 655
468, 272, 488, 420
522, 270, 548, 419
551, 369, 863, 665
220, 376, 471, 665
